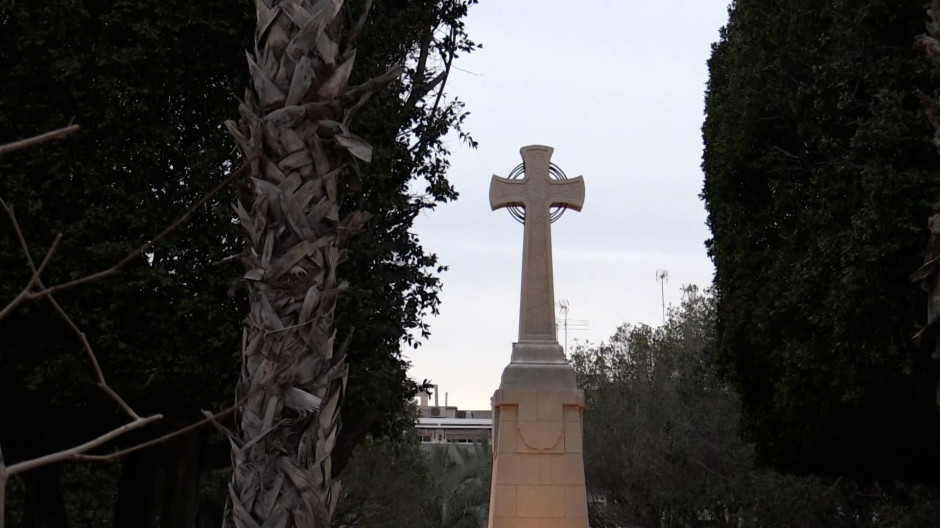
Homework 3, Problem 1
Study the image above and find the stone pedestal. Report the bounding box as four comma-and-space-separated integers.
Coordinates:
488, 383, 588, 527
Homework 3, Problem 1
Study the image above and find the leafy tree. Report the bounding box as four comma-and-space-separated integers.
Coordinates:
573, 287, 940, 527
702, 0, 940, 482
332, 432, 429, 528
334, 434, 491, 528
0, 0, 477, 525
573, 287, 745, 527
422, 442, 491, 528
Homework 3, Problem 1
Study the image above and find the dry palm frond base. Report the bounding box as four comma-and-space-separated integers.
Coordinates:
223, 1, 400, 527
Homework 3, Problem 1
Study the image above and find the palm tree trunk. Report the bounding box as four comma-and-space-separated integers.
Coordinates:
224, 1, 400, 526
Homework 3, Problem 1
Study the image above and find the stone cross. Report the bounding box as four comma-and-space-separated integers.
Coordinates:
490, 145, 585, 343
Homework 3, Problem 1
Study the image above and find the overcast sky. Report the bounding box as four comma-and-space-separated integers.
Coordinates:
406, 1, 731, 410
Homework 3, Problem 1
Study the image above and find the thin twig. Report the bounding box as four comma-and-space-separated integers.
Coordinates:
25, 158, 253, 302
451, 65, 481, 76
211, 254, 243, 266
693, 459, 730, 482
823, 475, 844, 495
6, 415, 163, 476
0, 125, 80, 156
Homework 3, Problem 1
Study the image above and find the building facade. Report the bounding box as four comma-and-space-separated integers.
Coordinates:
415, 391, 492, 449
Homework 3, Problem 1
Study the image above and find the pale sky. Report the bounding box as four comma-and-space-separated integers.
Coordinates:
406, 1, 731, 410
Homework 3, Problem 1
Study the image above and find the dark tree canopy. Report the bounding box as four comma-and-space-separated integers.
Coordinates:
0, 0, 253, 451
0, 0, 477, 525
702, 0, 940, 482
0, 2, 254, 524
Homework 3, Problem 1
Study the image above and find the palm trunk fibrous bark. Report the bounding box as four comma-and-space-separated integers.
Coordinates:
224, 1, 400, 526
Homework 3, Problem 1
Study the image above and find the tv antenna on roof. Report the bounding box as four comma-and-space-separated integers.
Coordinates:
656, 269, 668, 324
556, 300, 588, 356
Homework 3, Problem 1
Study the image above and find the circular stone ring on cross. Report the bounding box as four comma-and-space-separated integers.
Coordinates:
504, 161, 570, 224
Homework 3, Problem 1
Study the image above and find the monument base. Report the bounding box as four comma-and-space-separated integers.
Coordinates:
499, 363, 577, 390
498, 340, 577, 390
487, 386, 588, 528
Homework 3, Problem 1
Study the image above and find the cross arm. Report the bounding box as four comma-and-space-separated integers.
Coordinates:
490, 175, 526, 211
549, 176, 585, 211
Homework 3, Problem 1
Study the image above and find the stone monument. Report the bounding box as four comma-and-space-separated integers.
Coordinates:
487, 145, 588, 528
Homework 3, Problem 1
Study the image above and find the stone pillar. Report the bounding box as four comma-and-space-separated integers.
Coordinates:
488, 387, 588, 528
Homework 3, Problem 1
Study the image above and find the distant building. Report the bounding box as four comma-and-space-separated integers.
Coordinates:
415, 390, 492, 450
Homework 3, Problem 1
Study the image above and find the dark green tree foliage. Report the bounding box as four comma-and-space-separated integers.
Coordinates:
702, 0, 940, 481
573, 287, 744, 527
333, 0, 479, 468
333, 433, 491, 528
332, 434, 430, 528
0, 0, 476, 525
421, 441, 491, 528
0, 2, 253, 525
573, 288, 940, 527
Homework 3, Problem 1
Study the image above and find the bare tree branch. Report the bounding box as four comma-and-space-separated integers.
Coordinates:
408, 27, 457, 157
23, 158, 253, 302
693, 459, 730, 482
405, 23, 435, 109
0, 127, 252, 528
75, 403, 239, 463
6, 415, 163, 477
2, 194, 143, 419
428, 26, 457, 123
48, 291, 142, 419
345, 0, 373, 51
0, 125, 80, 156
211, 253, 244, 266
0, 200, 61, 319
0, 413, 161, 528
407, 71, 447, 112
0, 154, 252, 432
